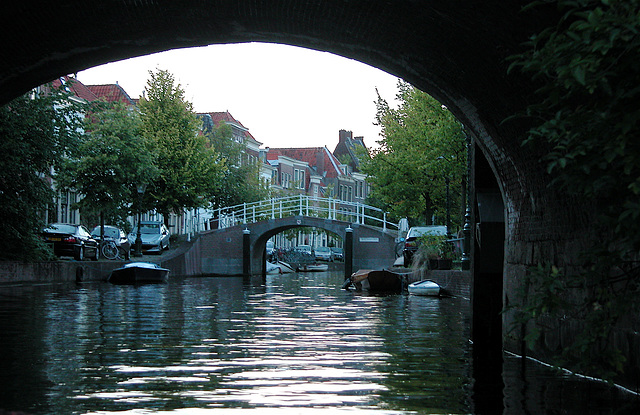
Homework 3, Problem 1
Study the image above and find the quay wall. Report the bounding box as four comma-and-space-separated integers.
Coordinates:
404, 267, 472, 299
0, 260, 126, 284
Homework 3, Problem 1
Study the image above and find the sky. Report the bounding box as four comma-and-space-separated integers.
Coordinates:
76, 42, 401, 150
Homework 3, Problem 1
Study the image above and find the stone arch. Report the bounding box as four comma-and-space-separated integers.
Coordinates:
245, 216, 395, 275
5, 1, 595, 386
250, 223, 342, 276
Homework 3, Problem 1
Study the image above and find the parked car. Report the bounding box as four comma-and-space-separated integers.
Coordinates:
330, 247, 343, 261
42, 223, 99, 261
314, 246, 334, 262
128, 221, 170, 254
294, 244, 312, 255
91, 225, 131, 260
402, 225, 448, 267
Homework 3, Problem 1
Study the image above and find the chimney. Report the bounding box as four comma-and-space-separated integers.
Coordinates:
338, 129, 352, 143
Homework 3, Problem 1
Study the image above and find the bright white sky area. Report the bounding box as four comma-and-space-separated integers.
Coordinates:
77, 42, 401, 150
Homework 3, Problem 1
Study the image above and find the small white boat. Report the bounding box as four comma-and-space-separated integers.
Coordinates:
266, 261, 296, 274
266, 261, 282, 274
276, 261, 295, 273
108, 262, 169, 285
297, 263, 329, 272
408, 279, 441, 296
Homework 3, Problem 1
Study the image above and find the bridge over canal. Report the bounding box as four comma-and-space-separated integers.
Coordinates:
192, 195, 402, 277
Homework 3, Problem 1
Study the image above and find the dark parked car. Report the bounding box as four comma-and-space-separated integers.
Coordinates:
43, 223, 99, 261
91, 225, 131, 260
128, 221, 171, 254
402, 225, 448, 267
330, 247, 343, 261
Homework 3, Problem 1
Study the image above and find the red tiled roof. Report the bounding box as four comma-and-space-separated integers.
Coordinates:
269, 147, 343, 178
51, 76, 99, 102
199, 110, 260, 144
86, 84, 137, 105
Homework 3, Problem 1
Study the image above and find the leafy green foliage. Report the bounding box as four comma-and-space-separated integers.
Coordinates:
416, 233, 449, 259
55, 100, 157, 230
361, 81, 467, 228
509, 0, 640, 380
0, 86, 83, 261
205, 122, 269, 209
139, 69, 225, 221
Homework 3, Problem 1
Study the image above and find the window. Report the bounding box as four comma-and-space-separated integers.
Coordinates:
299, 171, 305, 189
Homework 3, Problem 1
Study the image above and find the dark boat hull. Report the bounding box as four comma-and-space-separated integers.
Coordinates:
108, 263, 169, 285
351, 269, 409, 292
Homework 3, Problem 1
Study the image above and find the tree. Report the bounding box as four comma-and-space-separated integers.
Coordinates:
0, 85, 83, 261
55, 100, 157, 233
138, 69, 224, 224
205, 121, 269, 210
361, 81, 467, 229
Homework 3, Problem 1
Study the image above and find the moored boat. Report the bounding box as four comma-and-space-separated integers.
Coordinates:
349, 268, 409, 292
266, 261, 282, 274
108, 262, 169, 285
297, 263, 329, 272
408, 279, 441, 296
266, 261, 296, 274
277, 261, 295, 273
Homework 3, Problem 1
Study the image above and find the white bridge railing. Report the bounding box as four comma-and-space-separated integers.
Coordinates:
211, 194, 399, 233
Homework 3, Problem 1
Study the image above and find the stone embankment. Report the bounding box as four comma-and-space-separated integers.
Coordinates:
0, 238, 195, 285
408, 268, 471, 299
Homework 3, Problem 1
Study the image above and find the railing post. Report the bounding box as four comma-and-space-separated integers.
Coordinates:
243, 202, 247, 224
299, 194, 303, 216
252, 205, 255, 223
383, 212, 387, 232
306, 196, 309, 216
271, 198, 275, 219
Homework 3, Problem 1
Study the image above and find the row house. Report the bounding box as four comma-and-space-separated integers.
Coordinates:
44, 77, 373, 244
42, 77, 138, 227
267, 130, 371, 205
198, 111, 262, 167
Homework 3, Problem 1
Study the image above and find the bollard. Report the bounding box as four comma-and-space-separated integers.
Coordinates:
344, 226, 353, 283
243, 228, 251, 276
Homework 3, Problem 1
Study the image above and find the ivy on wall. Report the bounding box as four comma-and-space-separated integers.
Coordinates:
508, 0, 640, 381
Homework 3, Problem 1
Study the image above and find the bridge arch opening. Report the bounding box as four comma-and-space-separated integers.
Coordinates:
254, 225, 344, 273
5, 1, 572, 395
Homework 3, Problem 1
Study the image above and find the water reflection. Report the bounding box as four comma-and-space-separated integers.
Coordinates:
0, 272, 638, 414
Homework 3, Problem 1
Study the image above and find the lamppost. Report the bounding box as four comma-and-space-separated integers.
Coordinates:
445, 176, 451, 238
133, 182, 147, 257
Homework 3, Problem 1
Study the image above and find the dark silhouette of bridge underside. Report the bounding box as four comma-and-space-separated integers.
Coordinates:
8, 0, 638, 393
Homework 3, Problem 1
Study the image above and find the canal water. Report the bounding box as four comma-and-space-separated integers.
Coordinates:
0, 271, 639, 414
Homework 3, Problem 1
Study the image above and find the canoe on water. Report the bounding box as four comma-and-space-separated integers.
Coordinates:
408, 279, 441, 296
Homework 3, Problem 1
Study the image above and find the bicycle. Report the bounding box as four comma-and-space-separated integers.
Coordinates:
101, 239, 122, 260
